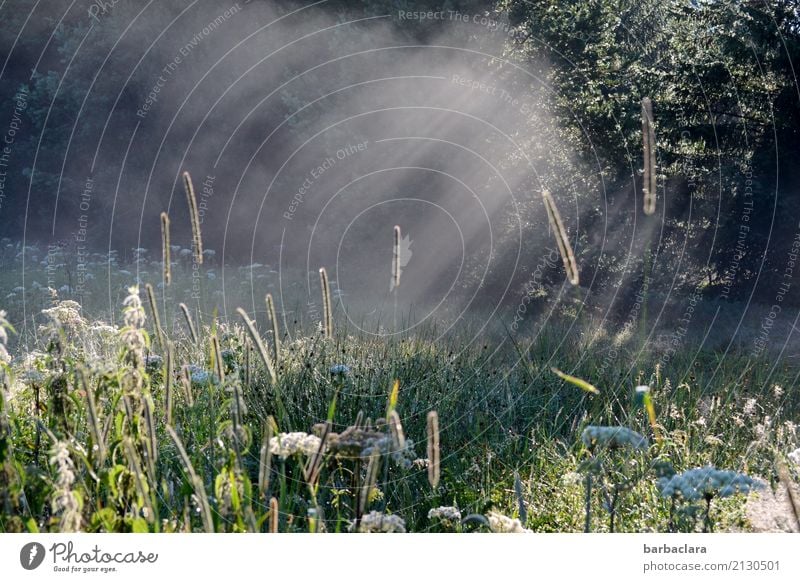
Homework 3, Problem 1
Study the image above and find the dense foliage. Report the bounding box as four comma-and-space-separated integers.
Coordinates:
1, 1, 799, 304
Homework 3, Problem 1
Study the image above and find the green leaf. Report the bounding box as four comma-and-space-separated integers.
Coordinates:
386, 379, 400, 419
91, 508, 118, 532
130, 517, 149, 533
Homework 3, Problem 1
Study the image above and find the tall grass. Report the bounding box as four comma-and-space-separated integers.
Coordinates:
0, 250, 796, 533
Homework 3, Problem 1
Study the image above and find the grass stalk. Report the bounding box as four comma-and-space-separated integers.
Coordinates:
179, 302, 198, 344
541, 190, 579, 286
167, 426, 214, 532
160, 212, 171, 286
183, 171, 203, 265
265, 293, 281, 365
144, 283, 163, 350
426, 410, 440, 489
319, 267, 333, 339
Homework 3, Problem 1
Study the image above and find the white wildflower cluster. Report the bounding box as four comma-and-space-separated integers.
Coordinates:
356, 511, 406, 533
412, 458, 429, 470
428, 506, 461, 527
0, 309, 10, 365
88, 321, 118, 339
486, 511, 531, 533
560, 471, 583, 487
742, 398, 758, 418
789, 448, 800, 466
41, 300, 86, 333
581, 425, 648, 451
269, 432, 324, 459
83, 321, 120, 359
49, 441, 82, 532
657, 466, 764, 501
755, 416, 773, 440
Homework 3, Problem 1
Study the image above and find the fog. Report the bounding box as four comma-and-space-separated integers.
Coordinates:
1, 0, 793, 358
0, 1, 594, 332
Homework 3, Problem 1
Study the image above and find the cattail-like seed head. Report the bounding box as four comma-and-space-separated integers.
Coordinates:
236, 307, 277, 384
259, 421, 274, 498
210, 333, 225, 384
230, 380, 244, 438
183, 171, 203, 265
144, 283, 163, 349
426, 410, 440, 489
319, 267, 333, 338
244, 336, 252, 388
160, 212, 171, 286
164, 342, 174, 426
388, 410, 405, 450
266, 293, 281, 363
179, 302, 198, 344
641, 97, 657, 215
541, 190, 580, 286
180, 364, 194, 406
392, 225, 402, 291
269, 497, 279, 533
142, 393, 158, 475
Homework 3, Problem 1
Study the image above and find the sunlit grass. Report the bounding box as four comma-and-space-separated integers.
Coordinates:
0, 247, 798, 533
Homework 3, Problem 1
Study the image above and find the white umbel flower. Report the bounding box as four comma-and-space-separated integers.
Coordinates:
486, 511, 531, 533
657, 465, 763, 501
41, 300, 85, 331
428, 506, 462, 524
269, 432, 323, 458
581, 425, 648, 451
356, 511, 406, 533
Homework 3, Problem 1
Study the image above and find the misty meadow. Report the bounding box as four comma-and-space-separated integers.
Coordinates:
1, 0, 799, 533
